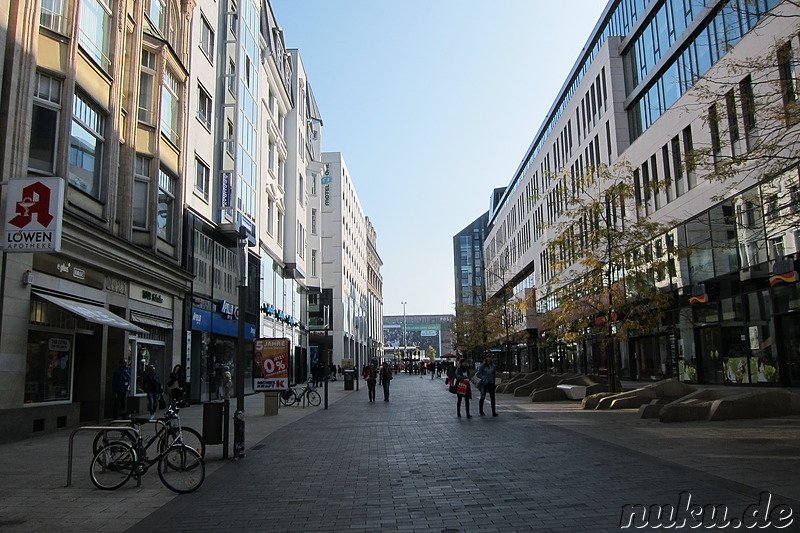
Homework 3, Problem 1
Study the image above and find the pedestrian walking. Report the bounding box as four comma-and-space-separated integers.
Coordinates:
446, 361, 456, 385
141, 365, 163, 419
455, 358, 472, 418
476, 354, 498, 416
379, 361, 393, 401
111, 359, 130, 418
363, 363, 377, 402
166, 364, 184, 403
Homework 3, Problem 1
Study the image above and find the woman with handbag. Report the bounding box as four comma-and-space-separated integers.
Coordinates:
455, 358, 472, 418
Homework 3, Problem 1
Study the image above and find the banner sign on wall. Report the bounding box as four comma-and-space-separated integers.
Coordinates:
253, 338, 290, 391
3, 177, 64, 252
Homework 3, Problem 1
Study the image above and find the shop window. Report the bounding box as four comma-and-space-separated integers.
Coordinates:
131, 339, 166, 395
24, 330, 73, 404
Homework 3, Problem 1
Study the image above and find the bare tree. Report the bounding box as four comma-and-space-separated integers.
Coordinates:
539, 162, 681, 391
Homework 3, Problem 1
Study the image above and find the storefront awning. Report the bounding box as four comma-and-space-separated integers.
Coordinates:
35, 293, 147, 334
130, 311, 173, 330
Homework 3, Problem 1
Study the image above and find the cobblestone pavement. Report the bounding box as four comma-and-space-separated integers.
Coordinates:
129, 374, 800, 533
2, 374, 799, 532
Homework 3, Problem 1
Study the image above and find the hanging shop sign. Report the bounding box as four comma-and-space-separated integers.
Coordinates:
3, 177, 65, 252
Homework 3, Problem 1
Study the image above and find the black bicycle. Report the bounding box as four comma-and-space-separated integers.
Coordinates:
279, 380, 321, 407
91, 402, 205, 459
90, 406, 205, 493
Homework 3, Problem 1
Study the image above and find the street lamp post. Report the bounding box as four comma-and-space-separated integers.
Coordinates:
234, 225, 247, 460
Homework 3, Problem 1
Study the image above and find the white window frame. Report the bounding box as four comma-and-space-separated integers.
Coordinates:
29, 72, 62, 174
78, 0, 112, 72
199, 15, 215, 63
133, 154, 151, 229
197, 83, 212, 130
195, 156, 210, 202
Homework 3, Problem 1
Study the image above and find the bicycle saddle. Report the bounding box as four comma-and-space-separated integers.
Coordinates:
130, 416, 151, 424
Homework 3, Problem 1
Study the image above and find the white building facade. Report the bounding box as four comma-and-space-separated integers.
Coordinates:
316, 152, 383, 372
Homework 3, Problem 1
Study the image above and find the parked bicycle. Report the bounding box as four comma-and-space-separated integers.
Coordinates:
90, 404, 205, 493
279, 380, 321, 407
92, 401, 205, 459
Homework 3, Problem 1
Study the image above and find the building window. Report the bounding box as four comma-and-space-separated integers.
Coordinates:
29, 73, 62, 174
40, 0, 67, 34
161, 69, 181, 145
195, 157, 210, 201
228, 59, 236, 94
78, 0, 112, 72
725, 89, 739, 149
226, 119, 234, 155
133, 155, 150, 229
298, 175, 304, 206
267, 196, 275, 236
277, 211, 284, 245
69, 93, 104, 199
778, 42, 798, 125
197, 84, 212, 130
311, 208, 317, 234
740, 75, 756, 147
770, 237, 785, 260
311, 249, 317, 277
138, 50, 156, 124
682, 125, 696, 189
147, 0, 175, 46
297, 222, 305, 259
200, 15, 214, 62
157, 167, 176, 243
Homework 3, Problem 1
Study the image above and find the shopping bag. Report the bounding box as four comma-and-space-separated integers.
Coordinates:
448, 383, 457, 394
456, 380, 469, 395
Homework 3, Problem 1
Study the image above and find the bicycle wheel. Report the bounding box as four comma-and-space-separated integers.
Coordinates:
89, 441, 136, 490
306, 389, 321, 406
92, 428, 136, 456
279, 389, 295, 407
158, 445, 205, 493
159, 426, 205, 458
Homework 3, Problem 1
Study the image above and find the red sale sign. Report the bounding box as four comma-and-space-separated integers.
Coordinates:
253, 338, 290, 391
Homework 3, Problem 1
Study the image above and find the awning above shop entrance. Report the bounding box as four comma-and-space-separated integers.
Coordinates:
130, 311, 173, 330
35, 293, 147, 334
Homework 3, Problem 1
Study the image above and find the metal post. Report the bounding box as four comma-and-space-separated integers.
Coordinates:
324, 304, 329, 410
402, 302, 407, 370
234, 226, 247, 459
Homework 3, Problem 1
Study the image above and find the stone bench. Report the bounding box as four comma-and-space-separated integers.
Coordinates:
556, 384, 587, 399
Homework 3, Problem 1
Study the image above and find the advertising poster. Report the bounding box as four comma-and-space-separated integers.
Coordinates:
253, 338, 289, 391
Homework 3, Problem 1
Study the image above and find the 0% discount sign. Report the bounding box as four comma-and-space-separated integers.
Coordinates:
253, 338, 290, 391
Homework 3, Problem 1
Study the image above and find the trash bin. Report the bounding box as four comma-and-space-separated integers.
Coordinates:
202, 401, 224, 445
343, 369, 354, 390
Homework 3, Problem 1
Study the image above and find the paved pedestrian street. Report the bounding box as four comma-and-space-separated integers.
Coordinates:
130, 375, 800, 533
2, 374, 799, 532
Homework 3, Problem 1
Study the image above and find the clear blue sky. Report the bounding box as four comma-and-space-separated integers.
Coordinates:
271, 0, 608, 316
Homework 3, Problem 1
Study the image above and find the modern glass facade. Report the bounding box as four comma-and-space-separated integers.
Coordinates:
483, 0, 800, 386
453, 212, 489, 306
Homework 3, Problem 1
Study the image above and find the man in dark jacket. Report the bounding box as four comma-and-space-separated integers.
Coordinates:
111, 359, 130, 418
